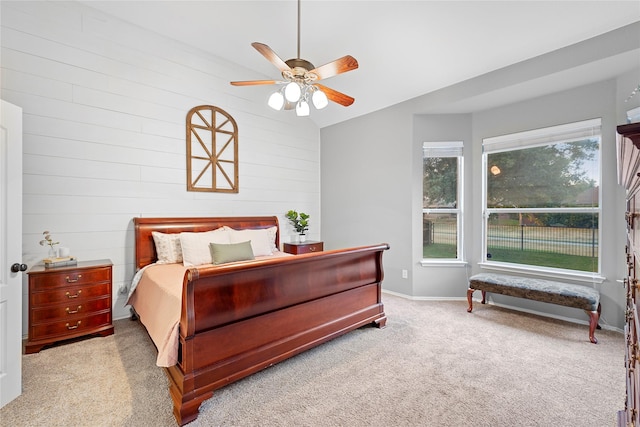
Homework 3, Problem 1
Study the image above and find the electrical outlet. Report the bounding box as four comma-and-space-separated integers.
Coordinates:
401, 269, 408, 279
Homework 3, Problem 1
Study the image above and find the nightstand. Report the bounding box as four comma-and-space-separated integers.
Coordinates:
25, 259, 114, 354
283, 241, 324, 255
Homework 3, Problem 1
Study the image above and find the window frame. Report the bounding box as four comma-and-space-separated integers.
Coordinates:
421, 141, 465, 265
480, 118, 603, 281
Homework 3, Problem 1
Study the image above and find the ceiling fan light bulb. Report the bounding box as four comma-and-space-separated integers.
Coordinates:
296, 100, 310, 117
312, 89, 328, 109
268, 91, 284, 110
285, 82, 301, 102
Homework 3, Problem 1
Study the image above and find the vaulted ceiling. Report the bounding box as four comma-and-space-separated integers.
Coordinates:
81, 1, 640, 127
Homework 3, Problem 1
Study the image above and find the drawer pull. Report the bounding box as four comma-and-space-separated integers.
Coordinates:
66, 305, 82, 314
65, 321, 81, 330
66, 274, 82, 283
65, 290, 82, 299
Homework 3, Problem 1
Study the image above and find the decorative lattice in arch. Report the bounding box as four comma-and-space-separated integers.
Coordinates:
186, 105, 238, 193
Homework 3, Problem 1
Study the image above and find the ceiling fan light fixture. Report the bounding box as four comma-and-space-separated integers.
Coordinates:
296, 99, 310, 116
284, 82, 301, 102
268, 90, 285, 110
311, 87, 328, 109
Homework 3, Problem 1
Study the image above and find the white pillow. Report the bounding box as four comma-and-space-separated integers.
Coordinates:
180, 228, 230, 266
228, 228, 273, 256
265, 226, 278, 252
151, 231, 183, 264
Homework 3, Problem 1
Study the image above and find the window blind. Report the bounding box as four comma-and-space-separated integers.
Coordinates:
483, 118, 601, 153
423, 141, 464, 157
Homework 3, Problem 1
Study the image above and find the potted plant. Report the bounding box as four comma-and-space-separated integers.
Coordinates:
285, 210, 310, 242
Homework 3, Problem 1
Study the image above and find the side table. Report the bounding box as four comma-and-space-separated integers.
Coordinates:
283, 241, 324, 255
25, 259, 114, 354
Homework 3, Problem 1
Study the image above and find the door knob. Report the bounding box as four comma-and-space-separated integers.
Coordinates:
11, 263, 28, 273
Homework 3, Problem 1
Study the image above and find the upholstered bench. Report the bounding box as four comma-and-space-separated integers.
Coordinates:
467, 273, 601, 344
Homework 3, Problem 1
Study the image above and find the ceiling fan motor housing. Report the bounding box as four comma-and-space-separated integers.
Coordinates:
284, 58, 316, 79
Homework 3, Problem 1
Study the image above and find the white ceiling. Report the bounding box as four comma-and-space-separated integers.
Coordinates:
80, 1, 640, 127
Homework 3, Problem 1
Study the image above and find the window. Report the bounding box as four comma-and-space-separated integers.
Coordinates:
422, 141, 464, 261
482, 119, 601, 274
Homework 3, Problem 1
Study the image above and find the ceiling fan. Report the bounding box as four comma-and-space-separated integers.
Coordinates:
230, 0, 358, 116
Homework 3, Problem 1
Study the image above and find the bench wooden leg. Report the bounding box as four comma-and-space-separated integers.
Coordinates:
587, 303, 601, 344
467, 289, 489, 313
467, 288, 474, 312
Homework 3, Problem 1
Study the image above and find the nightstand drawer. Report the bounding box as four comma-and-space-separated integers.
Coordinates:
30, 296, 111, 323
283, 241, 324, 255
29, 311, 112, 341
29, 267, 111, 290
29, 282, 111, 307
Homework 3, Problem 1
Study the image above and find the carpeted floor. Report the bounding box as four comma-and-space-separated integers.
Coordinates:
1, 294, 625, 426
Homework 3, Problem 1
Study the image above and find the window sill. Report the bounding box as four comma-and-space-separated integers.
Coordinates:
478, 261, 605, 284
420, 260, 468, 268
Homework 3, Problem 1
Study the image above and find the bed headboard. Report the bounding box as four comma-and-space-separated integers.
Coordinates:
133, 216, 280, 270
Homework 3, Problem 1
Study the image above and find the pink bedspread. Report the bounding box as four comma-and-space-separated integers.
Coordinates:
128, 264, 186, 367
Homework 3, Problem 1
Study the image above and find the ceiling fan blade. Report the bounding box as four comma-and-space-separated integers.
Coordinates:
309, 55, 358, 80
315, 84, 355, 107
230, 80, 281, 86
251, 42, 291, 73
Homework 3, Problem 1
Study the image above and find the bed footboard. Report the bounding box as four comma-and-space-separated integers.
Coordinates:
170, 244, 389, 425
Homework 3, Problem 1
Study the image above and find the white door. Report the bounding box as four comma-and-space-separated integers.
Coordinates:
0, 100, 23, 408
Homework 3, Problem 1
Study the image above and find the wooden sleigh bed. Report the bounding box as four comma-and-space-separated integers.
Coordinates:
131, 216, 389, 425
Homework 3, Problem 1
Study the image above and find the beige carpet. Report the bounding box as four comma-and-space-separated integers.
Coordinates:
1, 294, 625, 426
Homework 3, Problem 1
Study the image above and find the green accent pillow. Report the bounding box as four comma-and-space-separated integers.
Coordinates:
209, 240, 255, 265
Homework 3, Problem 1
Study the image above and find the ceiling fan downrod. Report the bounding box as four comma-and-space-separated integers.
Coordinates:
296, 0, 301, 59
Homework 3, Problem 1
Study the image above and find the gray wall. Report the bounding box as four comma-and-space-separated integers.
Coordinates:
321, 107, 414, 294
321, 26, 640, 330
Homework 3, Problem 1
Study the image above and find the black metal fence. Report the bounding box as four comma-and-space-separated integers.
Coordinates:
487, 224, 598, 257
424, 221, 598, 258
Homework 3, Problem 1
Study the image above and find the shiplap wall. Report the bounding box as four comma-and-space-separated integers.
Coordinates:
1, 1, 321, 327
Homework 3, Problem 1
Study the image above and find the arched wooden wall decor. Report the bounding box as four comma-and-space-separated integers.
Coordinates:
186, 105, 238, 193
